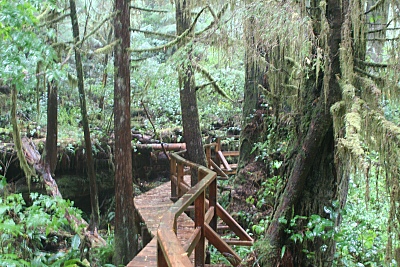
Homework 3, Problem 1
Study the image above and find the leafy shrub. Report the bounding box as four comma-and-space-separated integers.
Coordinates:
0, 176, 87, 266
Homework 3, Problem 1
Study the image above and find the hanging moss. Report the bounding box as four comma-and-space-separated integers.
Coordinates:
10, 85, 36, 189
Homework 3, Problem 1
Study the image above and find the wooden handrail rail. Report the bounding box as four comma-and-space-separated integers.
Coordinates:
157, 144, 251, 267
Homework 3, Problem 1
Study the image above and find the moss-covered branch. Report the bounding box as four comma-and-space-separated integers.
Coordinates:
128, 29, 188, 53
130, 28, 176, 39
130, 5, 169, 13
337, 97, 365, 160
76, 12, 117, 47
355, 76, 382, 110
94, 40, 119, 54
193, 62, 232, 101
129, 5, 208, 53
38, 12, 71, 27
259, 84, 279, 101
195, 4, 228, 36
195, 81, 216, 91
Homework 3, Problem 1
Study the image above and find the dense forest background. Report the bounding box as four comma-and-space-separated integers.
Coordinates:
0, 0, 399, 266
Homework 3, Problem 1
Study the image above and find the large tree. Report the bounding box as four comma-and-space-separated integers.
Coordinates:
69, 0, 100, 232
175, 0, 207, 185
113, 0, 138, 264
239, 0, 400, 265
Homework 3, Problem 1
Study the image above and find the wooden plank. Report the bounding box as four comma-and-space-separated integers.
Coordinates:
157, 228, 192, 267
222, 151, 239, 157
205, 206, 215, 224
204, 224, 241, 266
217, 151, 232, 171
194, 183, 205, 266
223, 239, 253, 246
216, 203, 253, 242
129, 177, 195, 267
183, 226, 201, 257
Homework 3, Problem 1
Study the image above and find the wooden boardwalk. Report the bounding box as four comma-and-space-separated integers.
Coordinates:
127, 177, 194, 267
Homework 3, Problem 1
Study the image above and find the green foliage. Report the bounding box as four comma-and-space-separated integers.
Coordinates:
0, 178, 87, 266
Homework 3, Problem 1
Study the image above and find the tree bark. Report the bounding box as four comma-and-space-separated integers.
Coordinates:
237, 11, 266, 177
45, 80, 58, 174
264, 1, 345, 266
175, 0, 206, 186
69, 0, 100, 232
45, 10, 58, 175
113, 0, 138, 264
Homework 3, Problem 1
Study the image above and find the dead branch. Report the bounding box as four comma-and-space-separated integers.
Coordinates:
354, 58, 391, 68
354, 67, 383, 82
365, 0, 384, 15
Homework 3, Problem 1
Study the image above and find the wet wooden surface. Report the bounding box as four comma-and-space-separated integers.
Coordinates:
127, 177, 195, 267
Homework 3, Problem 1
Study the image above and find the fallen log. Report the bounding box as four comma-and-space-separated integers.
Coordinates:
135, 143, 186, 151
21, 137, 106, 248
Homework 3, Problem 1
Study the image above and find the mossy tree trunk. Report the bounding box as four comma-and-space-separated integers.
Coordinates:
264, 0, 345, 266
237, 8, 267, 178
175, 0, 207, 186
69, 0, 100, 232
113, 0, 138, 264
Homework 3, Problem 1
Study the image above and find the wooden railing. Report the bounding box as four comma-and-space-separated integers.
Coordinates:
205, 140, 239, 178
157, 145, 252, 267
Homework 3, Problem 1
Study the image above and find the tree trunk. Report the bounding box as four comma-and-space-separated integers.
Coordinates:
175, 0, 206, 186
113, 0, 138, 264
69, 0, 100, 232
45, 10, 58, 175
45, 80, 58, 174
237, 11, 266, 177
264, 1, 345, 266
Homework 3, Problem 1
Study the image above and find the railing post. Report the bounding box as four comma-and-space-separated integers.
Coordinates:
157, 239, 168, 267
209, 174, 217, 232
195, 169, 206, 266
205, 145, 211, 169
170, 156, 177, 201
215, 138, 221, 168
177, 163, 184, 198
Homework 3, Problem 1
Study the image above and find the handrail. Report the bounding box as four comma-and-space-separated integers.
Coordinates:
158, 152, 216, 266
157, 145, 252, 267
